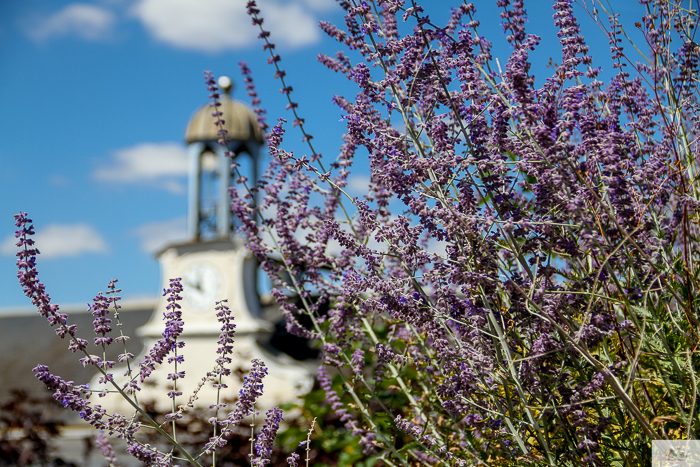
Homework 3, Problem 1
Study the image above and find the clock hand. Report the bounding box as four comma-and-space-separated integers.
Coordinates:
184, 277, 202, 292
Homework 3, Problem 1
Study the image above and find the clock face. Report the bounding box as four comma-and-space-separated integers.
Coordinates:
181, 262, 223, 312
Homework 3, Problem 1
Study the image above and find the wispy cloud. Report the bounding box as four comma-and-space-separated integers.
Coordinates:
93, 142, 189, 194
347, 175, 371, 195
1, 223, 108, 259
23, 3, 116, 42
130, 216, 188, 254
22, 0, 337, 51
129, 0, 332, 53
299, 0, 338, 11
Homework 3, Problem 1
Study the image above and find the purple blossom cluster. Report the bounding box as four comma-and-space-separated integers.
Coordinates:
13, 213, 282, 465
233, 0, 700, 464
240, 61, 269, 133
251, 407, 284, 466
32, 364, 174, 464
211, 299, 236, 390
14, 213, 87, 353
137, 278, 186, 399
95, 431, 119, 465
13, 214, 186, 463
203, 358, 270, 454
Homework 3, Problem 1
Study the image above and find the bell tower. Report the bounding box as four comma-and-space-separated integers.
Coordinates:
91, 76, 313, 414
184, 76, 261, 241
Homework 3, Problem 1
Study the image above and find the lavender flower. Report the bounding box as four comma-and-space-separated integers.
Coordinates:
14, 213, 87, 352
286, 452, 300, 467
231, 358, 267, 421
234, 0, 699, 463
239, 61, 269, 133
251, 407, 283, 466
211, 299, 236, 386
96, 431, 119, 466
137, 278, 185, 388
204, 359, 269, 453
91, 291, 114, 348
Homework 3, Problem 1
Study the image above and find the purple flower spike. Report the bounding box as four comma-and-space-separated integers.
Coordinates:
213, 300, 236, 383
239, 61, 269, 133
14, 212, 87, 351
95, 432, 118, 466
251, 407, 283, 466
33, 365, 114, 433
91, 291, 113, 347
233, 358, 267, 420
204, 70, 230, 146
204, 359, 269, 453
137, 278, 185, 384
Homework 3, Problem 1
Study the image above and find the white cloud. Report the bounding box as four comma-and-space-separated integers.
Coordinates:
129, 0, 323, 53
131, 216, 188, 253
93, 142, 189, 194
22, 0, 336, 50
1, 224, 108, 259
24, 3, 116, 42
347, 175, 371, 195
427, 239, 448, 258
300, 0, 338, 11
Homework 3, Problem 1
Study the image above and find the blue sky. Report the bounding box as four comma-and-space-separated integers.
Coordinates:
0, 0, 646, 310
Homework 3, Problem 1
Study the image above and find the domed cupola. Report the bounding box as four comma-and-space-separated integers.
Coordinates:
184, 76, 263, 147
184, 76, 262, 241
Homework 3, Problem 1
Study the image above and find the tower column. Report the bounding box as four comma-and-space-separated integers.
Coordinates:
216, 146, 232, 239
187, 142, 205, 240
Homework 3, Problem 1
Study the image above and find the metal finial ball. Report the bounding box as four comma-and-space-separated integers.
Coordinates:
218, 76, 233, 95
